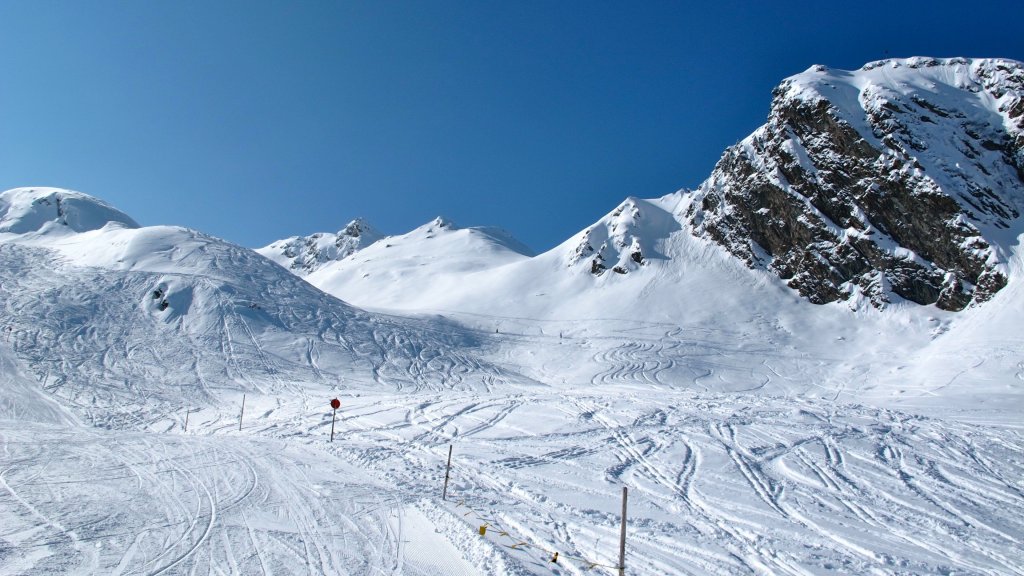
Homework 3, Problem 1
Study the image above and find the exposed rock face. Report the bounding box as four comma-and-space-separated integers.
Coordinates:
257, 218, 383, 276
687, 58, 1024, 310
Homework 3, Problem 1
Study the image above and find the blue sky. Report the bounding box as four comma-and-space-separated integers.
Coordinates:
2, 1, 1022, 252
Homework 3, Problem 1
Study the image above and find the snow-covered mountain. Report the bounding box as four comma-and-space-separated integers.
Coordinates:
0, 188, 516, 420
688, 57, 1024, 310
288, 58, 1024, 317
266, 57, 1024, 412
256, 218, 383, 275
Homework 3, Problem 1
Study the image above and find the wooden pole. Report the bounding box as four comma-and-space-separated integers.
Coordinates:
330, 408, 337, 442
618, 486, 628, 576
184, 409, 190, 433
442, 444, 453, 500
239, 394, 246, 431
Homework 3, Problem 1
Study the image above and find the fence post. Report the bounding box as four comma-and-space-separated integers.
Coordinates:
619, 486, 628, 576
239, 394, 246, 431
442, 444, 453, 500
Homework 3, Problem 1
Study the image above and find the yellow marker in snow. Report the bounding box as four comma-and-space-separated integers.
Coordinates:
479, 525, 487, 536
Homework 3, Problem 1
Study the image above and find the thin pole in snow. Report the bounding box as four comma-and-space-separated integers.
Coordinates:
442, 444, 453, 500
330, 408, 337, 442
239, 394, 246, 431
184, 408, 190, 433
618, 486, 628, 576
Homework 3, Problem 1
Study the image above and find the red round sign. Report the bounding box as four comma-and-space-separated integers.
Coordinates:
330, 398, 340, 410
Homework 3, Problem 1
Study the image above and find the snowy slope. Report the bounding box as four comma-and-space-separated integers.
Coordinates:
303, 196, 698, 318
0, 339, 473, 575
883, 229, 1024, 421
294, 193, 959, 411
0, 341, 77, 426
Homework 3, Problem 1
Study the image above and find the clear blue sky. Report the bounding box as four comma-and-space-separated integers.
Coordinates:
2, 1, 1021, 252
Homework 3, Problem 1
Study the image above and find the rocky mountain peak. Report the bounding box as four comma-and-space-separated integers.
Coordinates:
567, 197, 679, 276
256, 218, 383, 276
341, 217, 373, 238
686, 57, 1024, 310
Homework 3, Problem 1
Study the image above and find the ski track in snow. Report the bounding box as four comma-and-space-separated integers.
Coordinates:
2, 320, 1024, 575
0, 426, 413, 575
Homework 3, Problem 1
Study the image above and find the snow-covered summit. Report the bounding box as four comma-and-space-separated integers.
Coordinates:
565, 196, 681, 275
305, 216, 534, 310
687, 57, 1024, 310
256, 217, 383, 275
0, 187, 139, 235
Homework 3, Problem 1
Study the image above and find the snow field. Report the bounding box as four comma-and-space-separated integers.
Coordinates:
4, 332, 1024, 574
6, 310, 1023, 576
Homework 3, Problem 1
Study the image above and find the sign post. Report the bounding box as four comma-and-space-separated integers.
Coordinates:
330, 398, 340, 442
442, 444, 453, 500
619, 486, 628, 576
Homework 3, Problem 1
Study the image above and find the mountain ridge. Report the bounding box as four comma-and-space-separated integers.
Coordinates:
273, 57, 1024, 316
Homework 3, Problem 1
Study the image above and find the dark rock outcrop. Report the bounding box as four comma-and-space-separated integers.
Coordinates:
687, 58, 1024, 310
